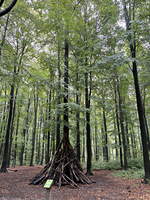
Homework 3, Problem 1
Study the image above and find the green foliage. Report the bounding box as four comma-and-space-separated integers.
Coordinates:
92, 158, 143, 171
128, 158, 143, 169
113, 169, 144, 179
92, 160, 121, 170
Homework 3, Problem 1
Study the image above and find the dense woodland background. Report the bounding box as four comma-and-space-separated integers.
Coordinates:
0, 0, 150, 181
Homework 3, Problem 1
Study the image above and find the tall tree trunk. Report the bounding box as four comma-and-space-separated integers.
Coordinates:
133, 65, 150, 179
20, 97, 30, 166
30, 88, 38, 166
36, 110, 43, 164
40, 132, 45, 165
56, 42, 61, 149
117, 80, 128, 170
85, 72, 92, 175
76, 68, 80, 161
8, 87, 18, 167
13, 103, 21, 167
63, 38, 69, 145
0, 87, 8, 159
125, 118, 131, 159
0, 85, 15, 172
114, 116, 119, 160
45, 91, 51, 164
114, 79, 123, 168
82, 129, 85, 163
122, 0, 150, 179
130, 123, 137, 158
95, 114, 99, 161
142, 90, 150, 149
102, 105, 109, 162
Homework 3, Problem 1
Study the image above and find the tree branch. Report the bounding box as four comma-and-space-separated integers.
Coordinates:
0, 0, 18, 17
0, 0, 4, 8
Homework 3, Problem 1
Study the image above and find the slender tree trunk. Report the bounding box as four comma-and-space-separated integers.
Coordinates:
125, 118, 131, 159
76, 68, 80, 161
130, 123, 137, 158
95, 115, 99, 161
40, 132, 45, 165
102, 106, 109, 162
0, 27, 9, 158
56, 42, 61, 149
143, 88, 150, 149
63, 38, 69, 145
24, 126, 30, 165
13, 104, 21, 167
20, 98, 30, 166
117, 80, 128, 170
0, 87, 8, 159
114, 80, 123, 168
82, 129, 85, 163
45, 91, 51, 164
122, 0, 150, 179
8, 87, 18, 167
37, 111, 43, 164
133, 64, 150, 179
85, 72, 92, 175
0, 85, 15, 172
114, 117, 119, 160
30, 88, 38, 166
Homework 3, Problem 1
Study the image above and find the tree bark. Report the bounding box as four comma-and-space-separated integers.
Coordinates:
30, 88, 38, 166
0, 85, 15, 172
45, 91, 51, 164
102, 105, 109, 162
85, 72, 92, 175
56, 42, 61, 149
132, 64, 150, 179
13, 103, 21, 167
122, 0, 150, 179
114, 76, 123, 168
63, 38, 69, 145
76, 68, 80, 161
8, 87, 18, 167
117, 80, 128, 170
20, 97, 30, 166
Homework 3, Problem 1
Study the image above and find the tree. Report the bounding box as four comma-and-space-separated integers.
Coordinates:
122, 0, 150, 181
30, 0, 92, 187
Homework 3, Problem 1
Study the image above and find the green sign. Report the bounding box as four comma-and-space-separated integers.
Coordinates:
43, 179, 53, 189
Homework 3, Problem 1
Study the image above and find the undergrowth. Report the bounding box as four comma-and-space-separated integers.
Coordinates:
92, 160, 121, 170
113, 168, 144, 179
92, 158, 144, 179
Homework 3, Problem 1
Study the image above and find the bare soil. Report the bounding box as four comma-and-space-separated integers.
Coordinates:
0, 166, 150, 200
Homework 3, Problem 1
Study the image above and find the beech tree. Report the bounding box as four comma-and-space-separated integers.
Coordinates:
122, 0, 150, 181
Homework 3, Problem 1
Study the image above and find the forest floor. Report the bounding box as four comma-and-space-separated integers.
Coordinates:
0, 166, 150, 200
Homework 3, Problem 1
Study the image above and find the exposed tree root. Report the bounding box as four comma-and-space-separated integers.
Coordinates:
30, 140, 92, 188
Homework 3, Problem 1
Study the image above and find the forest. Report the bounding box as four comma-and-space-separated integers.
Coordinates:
0, 0, 150, 199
